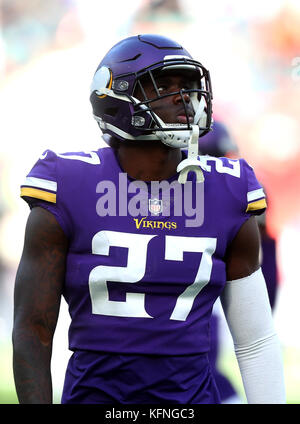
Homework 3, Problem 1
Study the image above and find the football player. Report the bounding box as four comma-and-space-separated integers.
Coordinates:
13, 34, 285, 404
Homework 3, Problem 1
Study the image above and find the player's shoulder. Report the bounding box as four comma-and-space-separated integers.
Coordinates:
198, 154, 248, 179
24, 146, 109, 176
20, 147, 109, 204
199, 155, 266, 215
43, 148, 104, 166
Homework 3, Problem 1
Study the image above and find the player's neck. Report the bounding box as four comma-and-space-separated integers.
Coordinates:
115, 140, 182, 181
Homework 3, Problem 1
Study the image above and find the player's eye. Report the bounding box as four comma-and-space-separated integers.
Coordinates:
182, 83, 193, 90
157, 86, 167, 93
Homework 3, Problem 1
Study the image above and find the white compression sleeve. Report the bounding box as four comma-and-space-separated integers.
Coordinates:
220, 268, 286, 404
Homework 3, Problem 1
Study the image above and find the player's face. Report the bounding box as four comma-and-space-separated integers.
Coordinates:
135, 69, 198, 125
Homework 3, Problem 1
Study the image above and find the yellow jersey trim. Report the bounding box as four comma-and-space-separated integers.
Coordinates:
246, 198, 267, 212
21, 187, 56, 204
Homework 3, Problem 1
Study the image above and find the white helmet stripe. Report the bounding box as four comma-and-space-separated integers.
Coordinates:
95, 88, 132, 102
94, 116, 157, 141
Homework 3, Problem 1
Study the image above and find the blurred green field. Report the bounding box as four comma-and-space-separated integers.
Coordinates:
218, 344, 300, 404
1, 341, 299, 404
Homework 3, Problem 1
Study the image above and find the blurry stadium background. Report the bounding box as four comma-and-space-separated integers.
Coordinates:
0, 0, 299, 404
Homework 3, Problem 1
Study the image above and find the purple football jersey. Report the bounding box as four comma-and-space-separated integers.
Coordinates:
21, 147, 266, 357
61, 350, 221, 404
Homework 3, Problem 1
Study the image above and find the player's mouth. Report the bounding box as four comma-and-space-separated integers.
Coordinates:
175, 106, 194, 124
176, 114, 194, 124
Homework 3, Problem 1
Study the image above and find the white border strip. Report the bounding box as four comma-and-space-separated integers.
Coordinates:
22, 176, 57, 192
247, 188, 265, 202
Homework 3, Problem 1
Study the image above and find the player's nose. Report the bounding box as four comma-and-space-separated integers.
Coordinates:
173, 91, 191, 104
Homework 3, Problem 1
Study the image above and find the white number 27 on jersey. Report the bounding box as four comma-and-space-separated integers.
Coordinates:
89, 231, 216, 321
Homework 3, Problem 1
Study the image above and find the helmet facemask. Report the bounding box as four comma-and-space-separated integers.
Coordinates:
130, 59, 213, 148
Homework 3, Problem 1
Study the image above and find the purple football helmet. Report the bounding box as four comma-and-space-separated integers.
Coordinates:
90, 34, 213, 148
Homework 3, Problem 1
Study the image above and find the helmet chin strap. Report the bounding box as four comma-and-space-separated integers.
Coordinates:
176, 125, 205, 184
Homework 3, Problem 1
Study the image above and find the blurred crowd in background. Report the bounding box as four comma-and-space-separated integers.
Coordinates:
0, 0, 299, 403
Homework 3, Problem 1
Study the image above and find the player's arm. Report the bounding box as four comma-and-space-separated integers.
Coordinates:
12, 206, 68, 404
221, 216, 286, 403
225, 215, 260, 280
